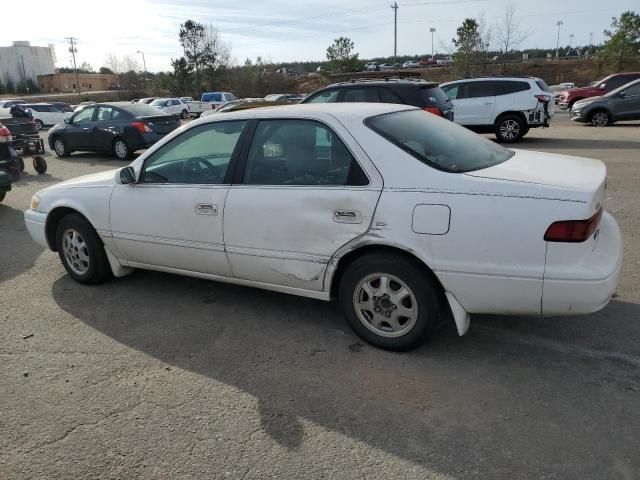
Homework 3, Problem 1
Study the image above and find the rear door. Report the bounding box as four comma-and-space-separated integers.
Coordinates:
65, 106, 97, 149
92, 106, 125, 150
223, 115, 382, 291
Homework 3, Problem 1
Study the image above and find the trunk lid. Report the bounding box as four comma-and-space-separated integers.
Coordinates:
138, 115, 181, 134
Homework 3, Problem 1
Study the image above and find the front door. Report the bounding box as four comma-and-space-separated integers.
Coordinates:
65, 106, 96, 149
613, 83, 640, 120
109, 120, 247, 275
223, 117, 382, 291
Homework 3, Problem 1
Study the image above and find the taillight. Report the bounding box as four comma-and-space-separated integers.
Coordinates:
535, 94, 550, 103
544, 209, 603, 243
0, 124, 11, 143
424, 107, 443, 116
131, 121, 152, 133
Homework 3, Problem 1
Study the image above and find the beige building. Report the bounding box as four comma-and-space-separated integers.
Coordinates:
38, 73, 117, 93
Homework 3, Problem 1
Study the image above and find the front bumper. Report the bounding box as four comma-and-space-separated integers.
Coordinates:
570, 108, 588, 123
542, 211, 623, 316
24, 209, 49, 249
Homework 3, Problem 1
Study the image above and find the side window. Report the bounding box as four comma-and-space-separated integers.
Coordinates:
466, 82, 493, 98
72, 107, 95, 124
623, 84, 640, 96
96, 106, 113, 121
493, 81, 530, 96
243, 120, 368, 186
441, 84, 459, 100
342, 88, 380, 102
379, 88, 404, 103
305, 89, 340, 103
111, 109, 124, 120
605, 77, 626, 90
141, 121, 246, 185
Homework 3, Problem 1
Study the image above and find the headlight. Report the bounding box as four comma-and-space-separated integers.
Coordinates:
30, 195, 41, 211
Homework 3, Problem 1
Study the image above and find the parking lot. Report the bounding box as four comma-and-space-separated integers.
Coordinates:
1, 112, 639, 479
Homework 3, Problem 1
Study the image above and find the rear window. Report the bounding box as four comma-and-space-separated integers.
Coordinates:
120, 104, 165, 117
420, 86, 449, 104
202, 93, 222, 102
535, 79, 550, 92
493, 81, 530, 95
365, 109, 514, 173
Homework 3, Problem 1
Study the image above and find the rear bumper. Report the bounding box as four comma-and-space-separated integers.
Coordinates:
542, 211, 623, 316
24, 209, 49, 249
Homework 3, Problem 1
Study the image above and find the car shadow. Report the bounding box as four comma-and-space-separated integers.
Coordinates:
0, 203, 44, 282
50, 270, 640, 478
15, 171, 62, 185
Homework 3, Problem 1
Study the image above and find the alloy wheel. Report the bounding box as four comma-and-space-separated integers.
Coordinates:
591, 112, 609, 127
54, 139, 65, 157
62, 228, 90, 276
353, 273, 419, 338
499, 119, 520, 140
114, 140, 128, 159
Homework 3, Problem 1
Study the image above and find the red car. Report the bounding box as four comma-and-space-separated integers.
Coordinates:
558, 72, 640, 110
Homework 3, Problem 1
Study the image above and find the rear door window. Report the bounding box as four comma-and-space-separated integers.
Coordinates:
305, 89, 340, 103
493, 81, 530, 96
342, 88, 380, 102
378, 88, 404, 104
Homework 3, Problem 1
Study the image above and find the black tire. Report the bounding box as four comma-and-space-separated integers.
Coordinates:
338, 253, 442, 351
112, 138, 132, 161
589, 110, 610, 127
33, 156, 47, 174
56, 213, 112, 284
52, 137, 71, 158
0, 192, 5, 203
34, 119, 44, 131
495, 114, 525, 143
181, 109, 189, 119
18, 156, 25, 171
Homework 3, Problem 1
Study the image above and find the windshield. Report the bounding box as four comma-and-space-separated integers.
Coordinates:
365, 109, 514, 173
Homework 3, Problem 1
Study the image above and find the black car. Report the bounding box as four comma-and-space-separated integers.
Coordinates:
300, 78, 454, 120
571, 78, 640, 127
48, 102, 182, 160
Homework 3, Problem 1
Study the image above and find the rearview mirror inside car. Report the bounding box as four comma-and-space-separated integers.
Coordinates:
119, 166, 136, 184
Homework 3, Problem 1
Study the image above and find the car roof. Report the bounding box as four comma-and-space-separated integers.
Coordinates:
325, 78, 438, 88
441, 76, 538, 85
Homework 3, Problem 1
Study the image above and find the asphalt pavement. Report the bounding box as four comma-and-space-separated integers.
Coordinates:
1, 113, 639, 479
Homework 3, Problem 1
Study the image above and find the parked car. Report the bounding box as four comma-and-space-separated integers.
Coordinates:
0, 100, 26, 109
47, 102, 181, 161
23, 103, 621, 351
301, 79, 454, 120
365, 62, 379, 71
402, 60, 421, 69
378, 63, 395, 71
136, 98, 158, 105
570, 78, 640, 126
180, 97, 194, 103
149, 98, 190, 119
22, 103, 73, 130
51, 102, 74, 113
201, 100, 287, 116
558, 72, 640, 110
440, 76, 553, 143
187, 92, 238, 115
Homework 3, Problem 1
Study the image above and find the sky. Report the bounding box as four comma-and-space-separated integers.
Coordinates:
3, 0, 638, 72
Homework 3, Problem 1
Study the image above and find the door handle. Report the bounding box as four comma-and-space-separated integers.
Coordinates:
333, 209, 362, 224
195, 203, 218, 215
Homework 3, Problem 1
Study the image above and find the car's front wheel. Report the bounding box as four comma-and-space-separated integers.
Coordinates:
112, 138, 132, 160
56, 213, 112, 284
495, 114, 525, 143
338, 252, 441, 351
52, 137, 71, 158
590, 110, 610, 127
34, 119, 44, 131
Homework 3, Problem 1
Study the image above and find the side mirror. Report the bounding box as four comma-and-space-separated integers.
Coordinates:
599, 84, 606, 90
619, 91, 627, 98
119, 166, 136, 185
64, 117, 70, 124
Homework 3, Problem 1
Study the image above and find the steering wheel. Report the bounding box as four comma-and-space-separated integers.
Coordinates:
181, 157, 218, 181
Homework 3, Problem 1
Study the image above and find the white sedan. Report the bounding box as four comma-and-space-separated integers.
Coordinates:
24, 104, 622, 351
149, 98, 190, 119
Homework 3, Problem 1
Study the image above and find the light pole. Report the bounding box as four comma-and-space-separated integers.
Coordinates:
137, 50, 147, 91
555, 20, 563, 58
391, 3, 399, 68
569, 33, 574, 49
430, 27, 436, 58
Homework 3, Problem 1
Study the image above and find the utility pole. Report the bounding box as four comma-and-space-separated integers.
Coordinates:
391, 2, 398, 68
555, 21, 563, 58
569, 33, 574, 48
66, 37, 82, 99
430, 27, 436, 58
589, 32, 594, 45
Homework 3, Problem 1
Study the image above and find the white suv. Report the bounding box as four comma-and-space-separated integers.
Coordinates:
440, 77, 553, 143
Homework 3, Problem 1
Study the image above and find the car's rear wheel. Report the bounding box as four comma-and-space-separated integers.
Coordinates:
0, 192, 5, 203
180, 109, 189, 119
34, 119, 44, 131
338, 253, 441, 351
112, 138, 132, 160
495, 114, 525, 143
53, 137, 71, 158
17, 156, 25, 171
56, 213, 112, 284
590, 110, 610, 127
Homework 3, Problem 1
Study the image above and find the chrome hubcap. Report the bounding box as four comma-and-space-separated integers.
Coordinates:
62, 228, 90, 275
499, 119, 520, 139
54, 140, 65, 156
353, 273, 418, 338
592, 113, 608, 127
114, 141, 127, 158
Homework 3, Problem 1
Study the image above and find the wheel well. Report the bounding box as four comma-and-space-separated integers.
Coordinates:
494, 111, 526, 127
45, 207, 89, 251
329, 244, 445, 300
